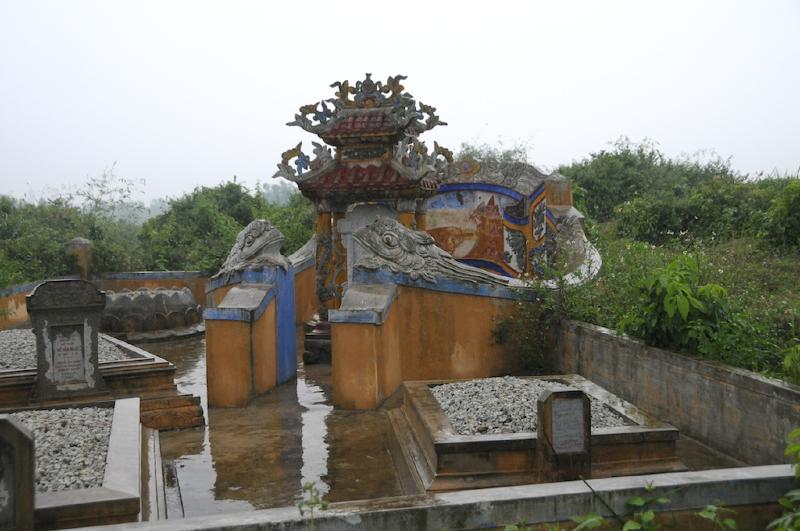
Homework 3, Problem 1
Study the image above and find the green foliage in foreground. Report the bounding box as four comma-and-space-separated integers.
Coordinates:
503, 222, 798, 378
507, 482, 737, 530
768, 428, 800, 530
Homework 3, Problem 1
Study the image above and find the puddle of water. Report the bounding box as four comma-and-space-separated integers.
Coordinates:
144, 336, 402, 518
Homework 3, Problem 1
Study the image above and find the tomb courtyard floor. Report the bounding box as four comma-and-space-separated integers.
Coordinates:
143, 333, 743, 521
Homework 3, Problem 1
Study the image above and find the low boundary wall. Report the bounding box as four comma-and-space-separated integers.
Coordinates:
92, 465, 793, 531
0, 272, 207, 331
551, 320, 800, 465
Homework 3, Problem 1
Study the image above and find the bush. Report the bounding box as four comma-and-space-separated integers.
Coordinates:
619, 255, 781, 372
768, 180, 800, 248
139, 181, 315, 273
614, 176, 792, 245
0, 196, 145, 286
559, 138, 736, 222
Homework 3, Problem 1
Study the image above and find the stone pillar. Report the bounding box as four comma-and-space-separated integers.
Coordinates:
64, 237, 93, 280
315, 205, 335, 319
332, 210, 348, 308
204, 283, 285, 408
26, 279, 107, 401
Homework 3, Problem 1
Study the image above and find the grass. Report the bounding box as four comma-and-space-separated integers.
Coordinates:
561, 223, 800, 378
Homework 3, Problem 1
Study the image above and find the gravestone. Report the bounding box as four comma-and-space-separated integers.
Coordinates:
26, 280, 107, 400
536, 388, 591, 482
0, 416, 34, 531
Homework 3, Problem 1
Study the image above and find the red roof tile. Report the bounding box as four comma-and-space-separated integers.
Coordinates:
300, 164, 418, 192
325, 112, 396, 136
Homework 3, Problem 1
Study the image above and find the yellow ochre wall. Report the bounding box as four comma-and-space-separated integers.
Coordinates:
208, 284, 236, 308
331, 285, 517, 409
206, 319, 253, 407
0, 289, 31, 330
253, 302, 277, 396
294, 266, 319, 324
0, 275, 209, 331
206, 298, 278, 407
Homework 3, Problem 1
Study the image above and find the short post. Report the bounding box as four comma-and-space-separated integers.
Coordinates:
0, 416, 35, 531
26, 279, 107, 401
537, 388, 591, 482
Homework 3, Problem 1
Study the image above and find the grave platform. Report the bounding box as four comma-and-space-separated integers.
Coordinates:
6, 398, 146, 529
388, 375, 686, 493
0, 335, 203, 431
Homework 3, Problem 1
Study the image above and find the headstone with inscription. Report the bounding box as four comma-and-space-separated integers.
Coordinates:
536, 388, 591, 482
26, 279, 107, 400
0, 416, 34, 531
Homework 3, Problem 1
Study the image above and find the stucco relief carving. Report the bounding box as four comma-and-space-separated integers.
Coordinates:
353, 217, 512, 287
212, 219, 288, 281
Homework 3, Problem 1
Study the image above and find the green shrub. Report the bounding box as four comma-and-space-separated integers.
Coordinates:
139, 181, 315, 273
767, 180, 800, 248
618, 256, 727, 351
559, 138, 736, 222
618, 255, 781, 372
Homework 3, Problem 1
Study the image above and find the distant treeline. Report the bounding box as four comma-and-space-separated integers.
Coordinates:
560, 138, 800, 248
0, 180, 314, 287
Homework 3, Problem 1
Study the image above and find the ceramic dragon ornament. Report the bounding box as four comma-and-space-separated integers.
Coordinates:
353, 217, 512, 287
212, 219, 288, 281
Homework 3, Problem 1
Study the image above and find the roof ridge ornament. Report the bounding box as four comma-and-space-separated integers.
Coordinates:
274, 74, 452, 199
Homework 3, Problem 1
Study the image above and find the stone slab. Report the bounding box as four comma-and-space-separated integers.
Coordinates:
26, 280, 107, 400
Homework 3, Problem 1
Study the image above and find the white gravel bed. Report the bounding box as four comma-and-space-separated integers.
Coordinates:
12, 406, 113, 493
431, 376, 631, 435
0, 329, 130, 370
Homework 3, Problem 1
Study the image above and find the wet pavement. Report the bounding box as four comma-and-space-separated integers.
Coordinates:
144, 336, 402, 518
141, 335, 742, 519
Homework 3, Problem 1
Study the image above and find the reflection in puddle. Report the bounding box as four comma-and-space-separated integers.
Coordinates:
297, 364, 332, 496
144, 336, 400, 518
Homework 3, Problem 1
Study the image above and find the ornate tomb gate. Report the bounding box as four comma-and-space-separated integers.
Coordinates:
274, 74, 593, 357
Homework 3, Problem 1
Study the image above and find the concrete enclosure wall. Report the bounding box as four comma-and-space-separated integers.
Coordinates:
552, 320, 800, 465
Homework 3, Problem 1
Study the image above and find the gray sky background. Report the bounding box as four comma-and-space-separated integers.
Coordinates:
1, 0, 798, 203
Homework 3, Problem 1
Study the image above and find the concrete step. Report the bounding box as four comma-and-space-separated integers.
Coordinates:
387, 408, 432, 492
141, 427, 167, 521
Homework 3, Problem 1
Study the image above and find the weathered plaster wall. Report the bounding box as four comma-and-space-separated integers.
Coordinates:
0, 272, 208, 331
204, 267, 297, 407
395, 286, 515, 381
253, 302, 277, 396
552, 320, 800, 465
294, 265, 319, 324
205, 298, 279, 408
331, 285, 516, 409
0, 281, 41, 329
95, 465, 793, 531
94, 272, 207, 306
205, 318, 254, 407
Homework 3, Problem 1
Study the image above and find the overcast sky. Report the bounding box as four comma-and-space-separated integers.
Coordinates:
1, 1, 798, 203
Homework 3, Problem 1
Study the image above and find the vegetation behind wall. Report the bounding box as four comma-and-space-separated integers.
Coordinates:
498, 139, 800, 381
0, 178, 315, 285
